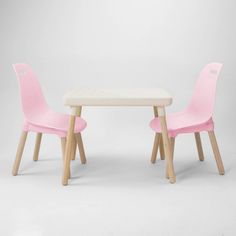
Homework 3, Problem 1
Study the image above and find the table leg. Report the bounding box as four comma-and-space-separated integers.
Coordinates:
157, 107, 176, 184
159, 138, 165, 160
71, 134, 77, 161
151, 133, 160, 163
74, 106, 87, 164
62, 107, 78, 186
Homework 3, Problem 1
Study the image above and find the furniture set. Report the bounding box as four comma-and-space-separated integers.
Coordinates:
12, 63, 225, 185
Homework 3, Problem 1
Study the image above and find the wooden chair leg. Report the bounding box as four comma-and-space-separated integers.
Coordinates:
63, 117, 76, 185
76, 133, 86, 164
194, 132, 204, 161
166, 137, 175, 178
61, 137, 70, 178
208, 130, 225, 175
12, 131, 28, 176
33, 133, 42, 161
151, 133, 160, 163
153, 106, 165, 160
159, 136, 165, 160
71, 134, 77, 161
62, 107, 83, 185
158, 107, 176, 183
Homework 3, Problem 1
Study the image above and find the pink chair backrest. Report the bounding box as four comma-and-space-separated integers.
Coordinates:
187, 63, 223, 120
13, 63, 49, 120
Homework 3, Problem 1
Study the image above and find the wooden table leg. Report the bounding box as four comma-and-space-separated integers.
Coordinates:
159, 138, 165, 160
157, 107, 176, 184
76, 133, 87, 164
151, 133, 160, 163
62, 107, 78, 186
71, 134, 77, 161
74, 107, 86, 164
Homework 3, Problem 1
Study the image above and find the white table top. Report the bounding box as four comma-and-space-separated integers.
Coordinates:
63, 88, 172, 106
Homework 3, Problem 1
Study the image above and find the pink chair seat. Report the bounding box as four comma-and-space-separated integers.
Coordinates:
150, 111, 214, 137
23, 109, 87, 137
150, 63, 222, 138
13, 63, 87, 137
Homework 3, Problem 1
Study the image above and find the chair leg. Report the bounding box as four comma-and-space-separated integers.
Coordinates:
76, 133, 86, 164
208, 131, 225, 175
158, 107, 176, 183
61, 137, 70, 178
153, 106, 165, 160
12, 131, 28, 176
151, 133, 161, 163
159, 136, 165, 160
71, 134, 77, 161
166, 137, 175, 178
33, 133, 42, 161
194, 132, 204, 161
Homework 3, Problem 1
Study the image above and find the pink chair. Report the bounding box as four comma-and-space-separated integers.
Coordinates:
150, 63, 225, 177
12, 63, 87, 176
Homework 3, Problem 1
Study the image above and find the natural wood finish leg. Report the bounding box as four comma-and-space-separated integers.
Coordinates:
159, 138, 165, 160
158, 107, 176, 183
194, 132, 204, 161
61, 137, 66, 158
208, 130, 225, 175
33, 133, 42, 161
62, 113, 76, 186
166, 137, 175, 178
153, 106, 158, 117
74, 106, 86, 164
76, 133, 86, 164
151, 133, 160, 163
12, 131, 28, 176
71, 134, 77, 161
153, 106, 165, 160
61, 137, 70, 178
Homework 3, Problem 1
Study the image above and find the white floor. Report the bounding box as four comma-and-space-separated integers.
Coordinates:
1, 132, 236, 236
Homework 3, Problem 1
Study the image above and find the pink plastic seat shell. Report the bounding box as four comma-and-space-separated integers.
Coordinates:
14, 63, 87, 138
150, 63, 223, 137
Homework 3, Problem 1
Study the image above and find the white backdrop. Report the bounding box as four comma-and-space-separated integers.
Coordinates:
0, 1, 236, 235
0, 0, 235, 154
